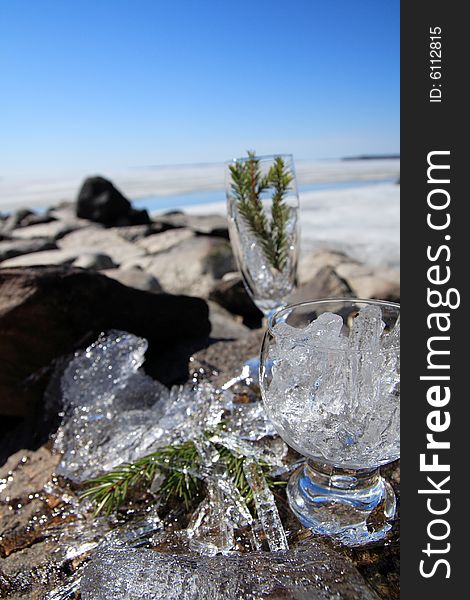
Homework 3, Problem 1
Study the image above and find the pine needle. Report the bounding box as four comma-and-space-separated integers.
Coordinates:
229, 151, 293, 271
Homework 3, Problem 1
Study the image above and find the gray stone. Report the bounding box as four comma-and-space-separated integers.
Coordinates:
102, 267, 163, 293
136, 228, 194, 254
58, 227, 146, 265
0, 208, 34, 234
9, 220, 79, 241
298, 249, 351, 285
209, 273, 263, 326
0, 238, 57, 262
287, 265, 352, 304
72, 253, 116, 271
207, 301, 250, 340
122, 237, 235, 298
335, 262, 400, 301
0, 249, 79, 268
154, 212, 229, 238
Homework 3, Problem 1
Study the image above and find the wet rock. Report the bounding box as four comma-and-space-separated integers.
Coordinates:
102, 267, 163, 293
81, 542, 381, 600
209, 273, 263, 327
76, 176, 151, 226
72, 253, 116, 271
0, 239, 57, 263
0, 266, 211, 418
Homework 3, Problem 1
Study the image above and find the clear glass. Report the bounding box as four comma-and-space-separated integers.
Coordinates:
225, 154, 300, 317
260, 298, 400, 545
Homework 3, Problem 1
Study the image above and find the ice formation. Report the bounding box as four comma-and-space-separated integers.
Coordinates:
264, 305, 400, 468
52, 330, 289, 561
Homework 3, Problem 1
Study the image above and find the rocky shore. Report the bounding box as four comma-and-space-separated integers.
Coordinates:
0, 177, 400, 599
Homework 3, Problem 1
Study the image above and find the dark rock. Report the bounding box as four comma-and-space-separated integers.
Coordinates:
209, 274, 263, 327
0, 239, 57, 263
0, 266, 211, 420
76, 176, 151, 226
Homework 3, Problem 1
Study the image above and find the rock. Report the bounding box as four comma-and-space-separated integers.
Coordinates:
122, 237, 235, 298
102, 268, 163, 293
76, 176, 151, 226
154, 212, 229, 238
0, 266, 211, 418
191, 329, 265, 389
136, 228, 194, 254
207, 301, 250, 340
209, 273, 263, 327
112, 223, 170, 243
0, 208, 34, 234
0, 239, 57, 263
0, 249, 79, 268
298, 250, 400, 302
9, 220, 79, 241
58, 227, 145, 265
72, 253, 116, 271
16, 212, 56, 228
335, 262, 400, 301
298, 249, 352, 285
287, 265, 353, 304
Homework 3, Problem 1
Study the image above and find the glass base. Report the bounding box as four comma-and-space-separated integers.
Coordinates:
287, 461, 396, 546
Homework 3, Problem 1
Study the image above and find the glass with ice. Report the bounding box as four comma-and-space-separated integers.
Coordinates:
260, 299, 400, 545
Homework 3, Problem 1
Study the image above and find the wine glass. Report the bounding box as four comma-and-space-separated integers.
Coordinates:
225, 153, 300, 320
260, 298, 400, 546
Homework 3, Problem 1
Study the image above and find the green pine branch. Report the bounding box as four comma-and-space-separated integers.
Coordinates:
80, 439, 284, 516
229, 151, 293, 272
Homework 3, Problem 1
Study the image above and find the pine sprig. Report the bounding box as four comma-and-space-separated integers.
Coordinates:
80, 439, 284, 516
229, 151, 293, 271
80, 441, 202, 515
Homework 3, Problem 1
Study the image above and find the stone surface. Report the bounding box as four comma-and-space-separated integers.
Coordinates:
122, 237, 235, 298
207, 301, 250, 340
102, 267, 163, 293
72, 253, 116, 271
57, 227, 146, 265
0, 239, 57, 263
0, 249, 80, 268
335, 262, 400, 301
286, 265, 352, 304
9, 220, 79, 241
0, 266, 211, 418
76, 176, 151, 226
298, 250, 400, 302
0, 209, 34, 234
209, 273, 263, 327
136, 228, 195, 254
154, 212, 229, 238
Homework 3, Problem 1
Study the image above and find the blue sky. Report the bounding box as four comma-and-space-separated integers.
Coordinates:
0, 0, 399, 177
